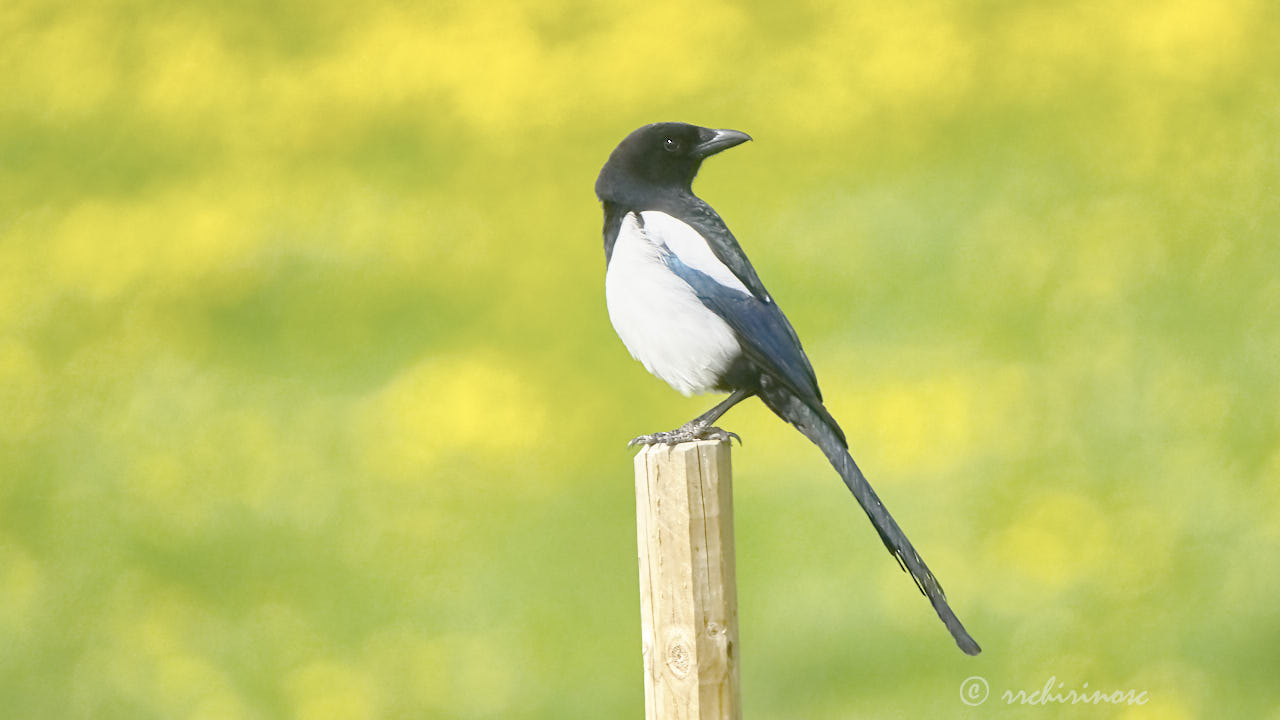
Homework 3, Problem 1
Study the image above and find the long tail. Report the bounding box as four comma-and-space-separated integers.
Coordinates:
760, 386, 981, 655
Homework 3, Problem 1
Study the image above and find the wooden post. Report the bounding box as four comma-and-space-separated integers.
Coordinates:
633, 440, 742, 720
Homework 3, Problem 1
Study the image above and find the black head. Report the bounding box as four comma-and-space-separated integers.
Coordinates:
595, 122, 752, 204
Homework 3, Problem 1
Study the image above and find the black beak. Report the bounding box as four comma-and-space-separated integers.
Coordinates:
692, 128, 752, 159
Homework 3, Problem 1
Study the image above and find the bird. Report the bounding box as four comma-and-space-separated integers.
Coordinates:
596, 122, 981, 655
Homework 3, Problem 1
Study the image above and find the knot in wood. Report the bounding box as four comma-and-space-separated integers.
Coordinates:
665, 635, 692, 678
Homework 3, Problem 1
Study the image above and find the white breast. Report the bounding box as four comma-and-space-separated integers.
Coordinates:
605, 211, 746, 396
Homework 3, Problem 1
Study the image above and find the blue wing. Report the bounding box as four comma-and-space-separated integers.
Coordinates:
661, 250, 825, 410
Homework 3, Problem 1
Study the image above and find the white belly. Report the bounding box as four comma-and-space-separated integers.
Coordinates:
605, 211, 744, 396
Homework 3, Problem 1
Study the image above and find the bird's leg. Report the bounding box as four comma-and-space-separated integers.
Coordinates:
628, 389, 754, 447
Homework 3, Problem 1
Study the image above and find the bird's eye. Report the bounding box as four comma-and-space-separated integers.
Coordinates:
663, 138, 681, 153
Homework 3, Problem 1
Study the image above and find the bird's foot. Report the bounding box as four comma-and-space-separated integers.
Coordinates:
627, 423, 741, 448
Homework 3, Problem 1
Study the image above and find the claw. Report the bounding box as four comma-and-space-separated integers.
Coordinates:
627, 425, 742, 448
627, 430, 691, 447
698, 426, 742, 446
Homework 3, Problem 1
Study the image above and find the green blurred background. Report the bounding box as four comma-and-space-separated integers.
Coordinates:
3, 0, 1278, 718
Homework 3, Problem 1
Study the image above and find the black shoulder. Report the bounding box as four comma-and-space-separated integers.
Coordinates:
602, 201, 629, 264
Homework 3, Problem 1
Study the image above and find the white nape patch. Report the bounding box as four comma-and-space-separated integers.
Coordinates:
606, 212, 744, 396
637, 210, 751, 295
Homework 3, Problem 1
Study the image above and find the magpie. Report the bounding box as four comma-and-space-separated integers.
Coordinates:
596, 122, 981, 655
